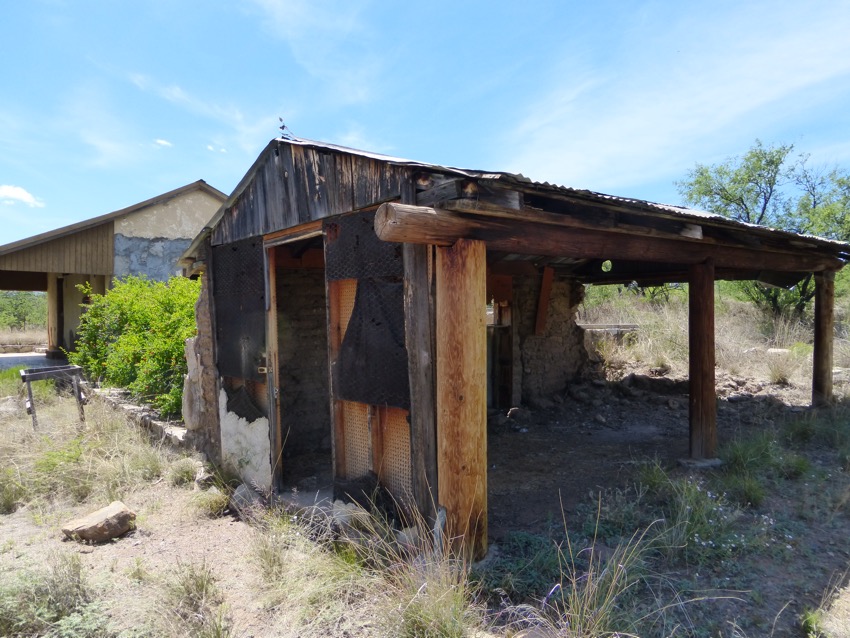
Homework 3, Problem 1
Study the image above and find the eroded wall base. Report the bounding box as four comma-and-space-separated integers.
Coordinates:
218, 388, 272, 490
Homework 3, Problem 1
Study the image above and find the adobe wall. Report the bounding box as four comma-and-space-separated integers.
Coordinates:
277, 268, 331, 457
514, 275, 587, 406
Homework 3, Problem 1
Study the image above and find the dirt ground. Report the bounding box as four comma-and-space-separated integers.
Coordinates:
2, 366, 848, 636
488, 367, 805, 538
488, 365, 850, 636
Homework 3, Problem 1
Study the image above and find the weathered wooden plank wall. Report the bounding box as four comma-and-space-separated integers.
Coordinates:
212, 143, 416, 245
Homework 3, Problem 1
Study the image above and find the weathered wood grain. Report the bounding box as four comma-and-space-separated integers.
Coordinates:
688, 259, 716, 459
436, 238, 487, 561
813, 271, 835, 407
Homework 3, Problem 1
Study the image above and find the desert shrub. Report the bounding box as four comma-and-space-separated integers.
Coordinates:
69, 276, 200, 418
0, 552, 116, 637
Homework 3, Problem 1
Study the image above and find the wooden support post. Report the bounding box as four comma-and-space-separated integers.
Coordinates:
688, 259, 716, 459
535, 266, 554, 336
403, 243, 438, 524
436, 238, 488, 561
46, 274, 61, 357
265, 246, 283, 491
813, 271, 835, 407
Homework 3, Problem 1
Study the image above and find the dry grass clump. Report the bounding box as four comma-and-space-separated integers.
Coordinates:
158, 560, 235, 638
0, 551, 116, 637
0, 384, 177, 513
250, 509, 383, 636
249, 504, 489, 638
581, 288, 819, 386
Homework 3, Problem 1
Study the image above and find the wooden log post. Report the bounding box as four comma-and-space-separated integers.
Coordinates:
688, 259, 717, 459
403, 243, 438, 525
436, 238, 488, 561
813, 271, 835, 407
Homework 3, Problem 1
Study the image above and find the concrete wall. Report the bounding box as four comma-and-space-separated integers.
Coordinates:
61, 274, 106, 350
114, 190, 222, 240
113, 189, 222, 281
277, 268, 331, 457
514, 275, 587, 406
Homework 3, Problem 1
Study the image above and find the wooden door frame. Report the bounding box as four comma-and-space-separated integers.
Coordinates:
264, 221, 324, 493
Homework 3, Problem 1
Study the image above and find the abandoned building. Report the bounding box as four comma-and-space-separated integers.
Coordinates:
0, 180, 226, 355
179, 137, 849, 559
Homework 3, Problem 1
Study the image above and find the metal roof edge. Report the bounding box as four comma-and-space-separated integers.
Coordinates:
0, 180, 228, 257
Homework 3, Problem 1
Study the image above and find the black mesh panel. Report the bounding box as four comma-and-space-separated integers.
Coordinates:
212, 238, 266, 381
325, 211, 410, 409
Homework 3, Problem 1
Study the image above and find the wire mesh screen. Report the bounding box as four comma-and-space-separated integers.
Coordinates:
381, 407, 413, 502
212, 238, 266, 381
325, 211, 410, 410
342, 401, 371, 479
325, 212, 403, 281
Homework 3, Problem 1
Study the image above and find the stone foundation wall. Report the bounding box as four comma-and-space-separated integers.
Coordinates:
277, 268, 331, 456
514, 275, 587, 406
182, 271, 222, 462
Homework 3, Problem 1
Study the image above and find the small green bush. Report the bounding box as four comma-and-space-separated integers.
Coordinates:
69, 276, 200, 418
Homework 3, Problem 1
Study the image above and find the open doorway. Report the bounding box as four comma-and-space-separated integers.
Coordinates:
269, 238, 333, 496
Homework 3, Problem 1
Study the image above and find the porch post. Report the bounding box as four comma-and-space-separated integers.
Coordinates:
46, 273, 61, 357
689, 259, 716, 459
812, 271, 835, 407
436, 238, 487, 561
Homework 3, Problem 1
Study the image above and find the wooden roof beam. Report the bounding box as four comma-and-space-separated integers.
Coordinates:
374, 203, 842, 273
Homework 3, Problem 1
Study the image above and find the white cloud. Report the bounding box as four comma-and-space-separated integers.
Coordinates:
246, 0, 381, 104
0, 185, 45, 208
503, 2, 850, 197
154, 138, 172, 147
131, 73, 277, 153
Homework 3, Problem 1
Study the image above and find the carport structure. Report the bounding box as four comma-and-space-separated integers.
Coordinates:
183, 138, 848, 560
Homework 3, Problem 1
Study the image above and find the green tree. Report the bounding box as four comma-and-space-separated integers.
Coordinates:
68, 276, 200, 418
677, 140, 850, 316
0, 291, 47, 330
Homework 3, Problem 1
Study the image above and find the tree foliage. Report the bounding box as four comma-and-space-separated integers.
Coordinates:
68, 276, 200, 418
0, 291, 47, 330
677, 140, 850, 316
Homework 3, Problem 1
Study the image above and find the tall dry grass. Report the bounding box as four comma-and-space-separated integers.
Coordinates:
580, 287, 819, 388
0, 328, 47, 346
0, 374, 179, 514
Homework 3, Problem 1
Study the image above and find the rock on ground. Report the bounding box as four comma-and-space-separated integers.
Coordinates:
62, 501, 136, 542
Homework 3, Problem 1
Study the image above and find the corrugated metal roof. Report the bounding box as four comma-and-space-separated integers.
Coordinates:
284, 137, 850, 254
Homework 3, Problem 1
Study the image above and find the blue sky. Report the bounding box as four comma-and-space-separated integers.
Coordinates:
2, 0, 850, 246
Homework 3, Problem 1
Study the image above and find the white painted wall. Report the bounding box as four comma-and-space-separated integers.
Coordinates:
114, 190, 222, 240
218, 389, 272, 490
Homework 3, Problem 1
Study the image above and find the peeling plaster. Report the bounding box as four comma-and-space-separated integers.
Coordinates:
218, 389, 272, 490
